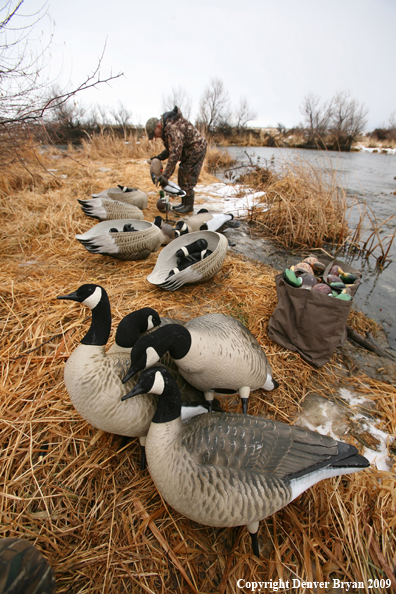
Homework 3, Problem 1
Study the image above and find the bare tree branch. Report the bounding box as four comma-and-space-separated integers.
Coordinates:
234, 97, 257, 131
162, 86, 192, 120
0, 3, 123, 127
196, 78, 231, 133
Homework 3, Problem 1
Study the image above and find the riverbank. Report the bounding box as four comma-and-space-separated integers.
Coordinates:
0, 143, 395, 593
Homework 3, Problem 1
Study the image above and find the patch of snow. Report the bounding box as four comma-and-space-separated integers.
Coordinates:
338, 387, 372, 407
295, 388, 394, 472
195, 182, 267, 216
355, 145, 396, 155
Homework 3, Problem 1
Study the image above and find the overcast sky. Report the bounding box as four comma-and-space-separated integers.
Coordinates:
18, 0, 396, 130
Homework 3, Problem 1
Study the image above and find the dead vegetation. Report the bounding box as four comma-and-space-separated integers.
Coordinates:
0, 139, 395, 593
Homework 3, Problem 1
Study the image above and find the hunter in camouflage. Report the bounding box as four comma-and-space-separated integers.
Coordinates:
146, 107, 207, 213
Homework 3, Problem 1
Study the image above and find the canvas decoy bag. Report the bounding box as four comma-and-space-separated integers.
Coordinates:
268, 258, 361, 367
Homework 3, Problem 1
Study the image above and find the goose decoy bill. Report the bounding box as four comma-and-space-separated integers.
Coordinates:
122, 367, 370, 557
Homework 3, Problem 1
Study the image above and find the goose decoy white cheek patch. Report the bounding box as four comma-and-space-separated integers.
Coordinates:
152, 371, 165, 395
146, 346, 160, 367
82, 286, 102, 310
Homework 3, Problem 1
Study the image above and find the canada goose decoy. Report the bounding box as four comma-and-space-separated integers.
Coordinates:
92, 186, 148, 209
57, 285, 221, 469
153, 215, 176, 245
147, 230, 228, 291
122, 367, 370, 556
75, 219, 162, 261
123, 312, 279, 414
78, 197, 144, 221
174, 211, 237, 236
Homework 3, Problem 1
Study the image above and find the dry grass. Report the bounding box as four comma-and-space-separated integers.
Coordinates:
205, 142, 237, 173
0, 139, 395, 593
244, 156, 350, 251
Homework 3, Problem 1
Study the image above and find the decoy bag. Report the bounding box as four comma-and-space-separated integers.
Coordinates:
268, 259, 360, 367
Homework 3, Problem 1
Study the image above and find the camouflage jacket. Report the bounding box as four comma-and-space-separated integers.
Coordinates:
156, 107, 207, 180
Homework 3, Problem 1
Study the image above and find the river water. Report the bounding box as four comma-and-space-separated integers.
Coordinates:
223, 146, 396, 349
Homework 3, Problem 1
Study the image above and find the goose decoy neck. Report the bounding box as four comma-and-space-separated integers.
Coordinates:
57, 284, 111, 347
141, 324, 191, 360
123, 367, 181, 424
115, 308, 161, 349
124, 325, 191, 382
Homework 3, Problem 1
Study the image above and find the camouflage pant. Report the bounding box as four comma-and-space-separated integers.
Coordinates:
0, 538, 55, 594
178, 142, 207, 198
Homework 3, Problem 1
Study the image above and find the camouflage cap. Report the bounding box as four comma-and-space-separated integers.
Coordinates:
146, 117, 159, 140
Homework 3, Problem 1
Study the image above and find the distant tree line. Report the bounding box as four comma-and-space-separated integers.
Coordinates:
42, 82, 395, 152
298, 91, 369, 150
2, 2, 393, 154
38, 77, 259, 144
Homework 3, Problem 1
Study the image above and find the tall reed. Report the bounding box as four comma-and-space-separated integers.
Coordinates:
246, 156, 350, 250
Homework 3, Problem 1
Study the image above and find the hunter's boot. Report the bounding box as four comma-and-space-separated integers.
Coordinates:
172, 195, 186, 212
174, 193, 194, 214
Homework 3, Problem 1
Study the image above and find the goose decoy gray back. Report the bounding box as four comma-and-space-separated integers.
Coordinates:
123, 312, 279, 414
75, 219, 162, 261
78, 198, 144, 221
91, 186, 148, 209
122, 367, 370, 556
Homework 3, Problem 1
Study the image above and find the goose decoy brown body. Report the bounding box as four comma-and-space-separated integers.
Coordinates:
123, 312, 279, 414
174, 210, 236, 236
122, 367, 370, 556
92, 186, 148, 210
57, 285, 220, 469
78, 197, 144, 221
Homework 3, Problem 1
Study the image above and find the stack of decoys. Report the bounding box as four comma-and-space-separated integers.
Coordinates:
282, 255, 357, 301
147, 230, 228, 291
75, 219, 162, 261
79, 185, 148, 221
92, 185, 148, 208
165, 238, 213, 281
174, 209, 239, 236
